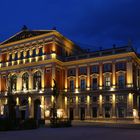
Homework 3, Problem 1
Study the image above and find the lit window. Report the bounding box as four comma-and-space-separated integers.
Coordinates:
118, 95, 125, 102
104, 76, 111, 88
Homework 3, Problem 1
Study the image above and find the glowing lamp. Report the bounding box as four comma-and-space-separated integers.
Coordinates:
51, 53, 56, 59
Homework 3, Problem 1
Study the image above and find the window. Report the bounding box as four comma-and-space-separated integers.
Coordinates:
70, 97, 73, 103
116, 62, 126, 71
32, 49, 36, 57
104, 76, 111, 88
33, 71, 42, 90
118, 75, 125, 88
118, 107, 125, 118
92, 96, 97, 102
9, 54, 12, 61
20, 52, 24, 59
118, 95, 125, 102
80, 96, 85, 103
22, 72, 29, 90
91, 65, 99, 73
105, 95, 110, 102
39, 48, 43, 56
68, 69, 75, 76
92, 107, 97, 118
14, 53, 18, 61
104, 63, 111, 72
26, 50, 30, 58
79, 67, 86, 74
10, 74, 17, 92
70, 80, 74, 91
92, 78, 97, 89
80, 79, 86, 90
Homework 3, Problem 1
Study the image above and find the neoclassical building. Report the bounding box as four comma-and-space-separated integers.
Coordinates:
0, 26, 140, 120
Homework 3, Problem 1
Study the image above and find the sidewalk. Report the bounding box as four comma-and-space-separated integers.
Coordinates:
45, 119, 140, 129
72, 120, 140, 129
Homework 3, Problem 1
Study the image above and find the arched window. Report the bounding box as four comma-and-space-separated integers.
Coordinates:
104, 75, 111, 89
22, 72, 29, 90
118, 75, 125, 88
9, 74, 17, 92
33, 71, 41, 90
80, 79, 86, 91
92, 78, 97, 90
70, 80, 74, 91
39, 48, 43, 56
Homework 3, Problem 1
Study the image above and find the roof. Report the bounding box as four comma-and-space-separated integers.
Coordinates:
0, 26, 52, 45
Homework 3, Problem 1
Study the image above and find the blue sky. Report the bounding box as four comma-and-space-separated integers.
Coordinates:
0, 0, 140, 51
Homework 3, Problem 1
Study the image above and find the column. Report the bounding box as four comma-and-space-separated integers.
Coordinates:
75, 96, 79, 119
75, 66, 79, 92
29, 74, 33, 91
127, 93, 133, 118
0, 75, 2, 92
41, 69, 45, 91
127, 60, 133, 87
99, 95, 103, 118
28, 97, 33, 118
87, 65, 90, 90
41, 96, 45, 119
65, 68, 67, 91
112, 94, 116, 118
64, 96, 68, 117
99, 63, 103, 89
17, 75, 22, 91
112, 61, 116, 88
86, 95, 90, 119
52, 63, 56, 88
16, 97, 19, 105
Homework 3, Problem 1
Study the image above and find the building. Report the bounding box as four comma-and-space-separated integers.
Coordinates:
0, 26, 140, 120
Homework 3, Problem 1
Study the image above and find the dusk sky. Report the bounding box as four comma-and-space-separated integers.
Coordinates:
0, 0, 140, 51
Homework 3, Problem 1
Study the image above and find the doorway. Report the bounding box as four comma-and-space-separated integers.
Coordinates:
80, 107, 85, 120
92, 107, 97, 118
69, 108, 74, 120
34, 99, 41, 120
105, 107, 111, 118
118, 107, 125, 118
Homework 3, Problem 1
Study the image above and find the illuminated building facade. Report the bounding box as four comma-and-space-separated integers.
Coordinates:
0, 26, 140, 120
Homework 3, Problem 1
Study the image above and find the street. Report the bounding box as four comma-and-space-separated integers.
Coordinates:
0, 126, 140, 140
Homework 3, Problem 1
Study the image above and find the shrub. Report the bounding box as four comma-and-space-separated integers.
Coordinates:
50, 118, 72, 128
20, 118, 38, 130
